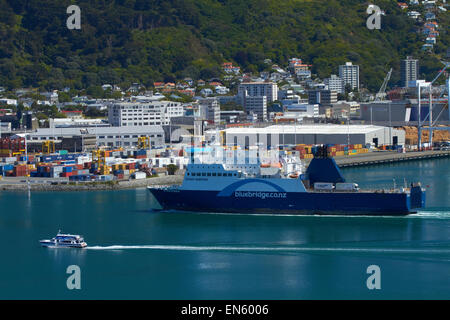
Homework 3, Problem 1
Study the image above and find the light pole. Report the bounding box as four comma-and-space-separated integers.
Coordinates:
389, 102, 392, 145
417, 81, 431, 150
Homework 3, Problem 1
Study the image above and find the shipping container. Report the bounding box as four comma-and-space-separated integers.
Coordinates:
133, 172, 147, 180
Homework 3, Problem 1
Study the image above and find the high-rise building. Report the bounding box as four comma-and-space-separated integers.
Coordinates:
324, 75, 344, 94
401, 56, 419, 87
339, 62, 360, 91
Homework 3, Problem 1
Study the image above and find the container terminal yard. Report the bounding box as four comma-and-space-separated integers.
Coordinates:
0, 130, 449, 191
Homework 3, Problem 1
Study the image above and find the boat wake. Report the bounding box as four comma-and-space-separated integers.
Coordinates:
86, 244, 450, 254
411, 210, 450, 219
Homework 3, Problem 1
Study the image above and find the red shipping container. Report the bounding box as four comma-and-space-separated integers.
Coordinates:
75, 164, 83, 170
60, 172, 72, 177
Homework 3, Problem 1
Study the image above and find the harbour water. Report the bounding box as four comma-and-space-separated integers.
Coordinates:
0, 158, 449, 299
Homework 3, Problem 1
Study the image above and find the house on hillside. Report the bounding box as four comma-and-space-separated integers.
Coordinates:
61, 110, 83, 119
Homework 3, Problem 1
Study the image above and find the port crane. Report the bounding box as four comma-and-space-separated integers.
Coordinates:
375, 68, 392, 101
42, 140, 55, 154
137, 136, 150, 149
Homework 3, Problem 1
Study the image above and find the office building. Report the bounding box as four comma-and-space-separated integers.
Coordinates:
108, 101, 184, 127
243, 96, 267, 122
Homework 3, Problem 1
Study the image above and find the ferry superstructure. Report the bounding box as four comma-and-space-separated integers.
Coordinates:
148, 147, 426, 216
40, 231, 87, 248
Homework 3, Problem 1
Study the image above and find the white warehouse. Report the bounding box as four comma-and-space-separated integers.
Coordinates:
215, 124, 405, 148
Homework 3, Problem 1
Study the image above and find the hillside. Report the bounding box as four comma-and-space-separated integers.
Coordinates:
0, 0, 448, 92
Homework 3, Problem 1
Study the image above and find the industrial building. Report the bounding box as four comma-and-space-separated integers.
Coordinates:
360, 100, 449, 125
215, 124, 405, 148
25, 126, 165, 149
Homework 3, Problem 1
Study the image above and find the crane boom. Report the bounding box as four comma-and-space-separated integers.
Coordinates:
375, 68, 392, 100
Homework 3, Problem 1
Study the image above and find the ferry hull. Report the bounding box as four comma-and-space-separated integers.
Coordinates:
39, 240, 87, 248
148, 188, 425, 216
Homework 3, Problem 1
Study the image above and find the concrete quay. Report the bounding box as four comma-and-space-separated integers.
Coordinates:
303, 150, 450, 168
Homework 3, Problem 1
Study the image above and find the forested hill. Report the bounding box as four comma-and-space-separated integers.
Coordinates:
0, 0, 447, 91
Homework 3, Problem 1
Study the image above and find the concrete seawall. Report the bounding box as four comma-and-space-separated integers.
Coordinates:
304, 150, 450, 168
0, 175, 184, 192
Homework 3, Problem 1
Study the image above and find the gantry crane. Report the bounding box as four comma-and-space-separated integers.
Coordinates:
42, 140, 55, 154
417, 61, 450, 148
137, 136, 150, 149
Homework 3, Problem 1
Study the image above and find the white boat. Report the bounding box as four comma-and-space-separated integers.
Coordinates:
40, 231, 87, 248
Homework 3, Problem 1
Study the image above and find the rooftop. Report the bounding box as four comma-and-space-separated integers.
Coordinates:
223, 124, 390, 135
27, 125, 165, 136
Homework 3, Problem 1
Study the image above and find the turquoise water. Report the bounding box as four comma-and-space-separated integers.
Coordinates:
0, 158, 449, 299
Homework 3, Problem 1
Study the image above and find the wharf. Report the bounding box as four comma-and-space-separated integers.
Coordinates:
303, 150, 450, 168
0, 175, 183, 192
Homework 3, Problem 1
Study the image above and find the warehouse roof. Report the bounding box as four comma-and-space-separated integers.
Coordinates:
27, 125, 164, 137
223, 124, 391, 135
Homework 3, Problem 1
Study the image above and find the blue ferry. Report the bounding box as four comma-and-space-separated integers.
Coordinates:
148, 147, 426, 216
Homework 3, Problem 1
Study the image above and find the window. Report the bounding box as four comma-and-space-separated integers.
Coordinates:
218, 173, 222, 176
201, 173, 206, 176
207, 173, 211, 176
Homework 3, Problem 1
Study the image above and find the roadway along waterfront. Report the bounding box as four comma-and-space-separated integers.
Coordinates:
304, 150, 450, 168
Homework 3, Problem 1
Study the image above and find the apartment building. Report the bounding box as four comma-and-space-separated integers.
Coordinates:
238, 82, 278, 103
401, 56, 419, 88
195, 98, 221, 124
339, 62, 360, 91
324, 75, 344, 94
